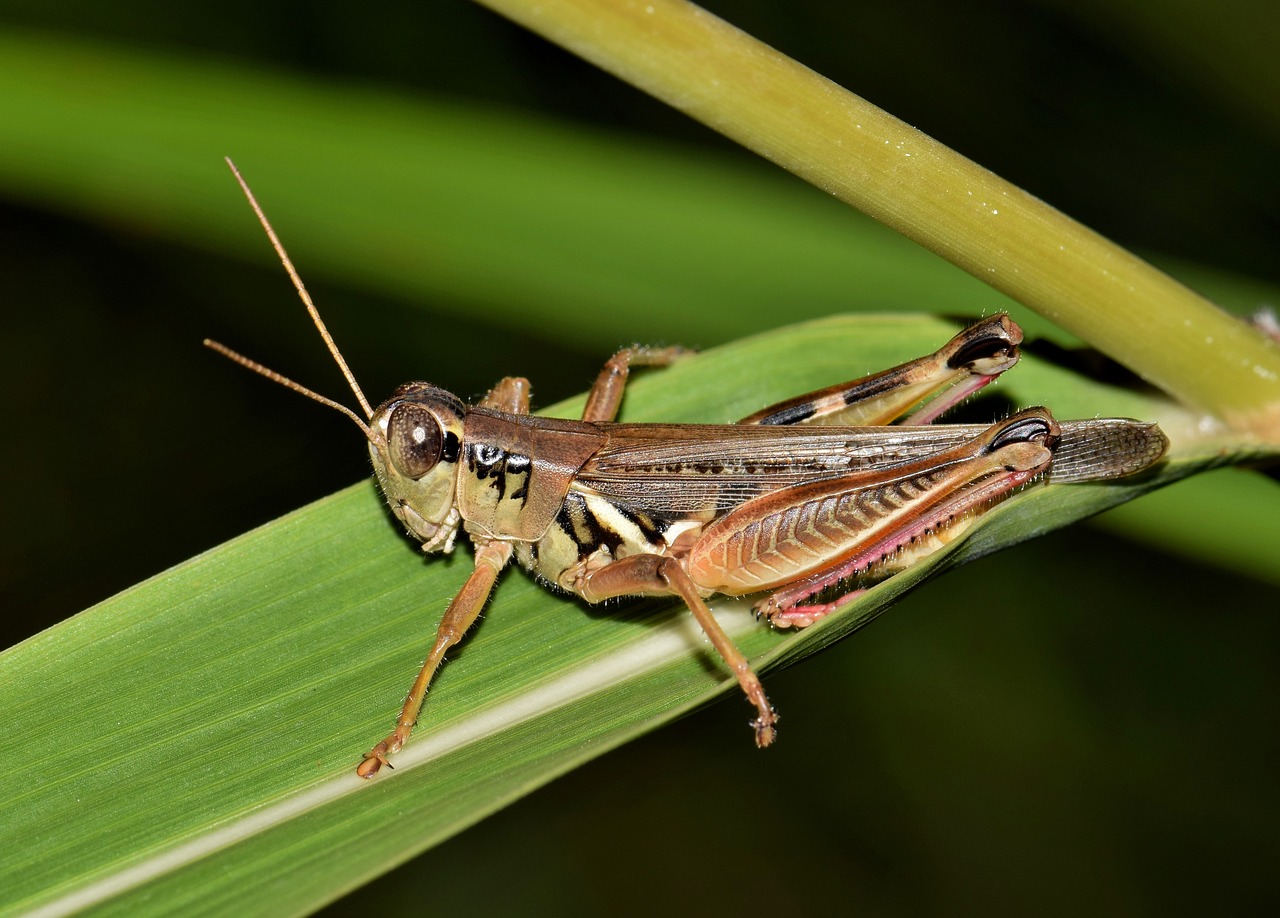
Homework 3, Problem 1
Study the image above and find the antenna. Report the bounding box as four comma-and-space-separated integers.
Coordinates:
202, 338, 374, 440
223, 157, 375, 420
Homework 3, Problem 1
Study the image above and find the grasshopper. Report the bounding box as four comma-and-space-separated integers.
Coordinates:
207, 162, 1168, 779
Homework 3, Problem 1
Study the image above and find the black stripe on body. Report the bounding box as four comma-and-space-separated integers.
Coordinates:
505, 452, 532, 503
757, 402, 816, 426
556, 492, 625, 559
754, 370, 907, 426
441, 431, 461, 463
841, 372, 903, 405
467, 443, 503, 480
465, 442, 535, 504
610, 500, 672, 542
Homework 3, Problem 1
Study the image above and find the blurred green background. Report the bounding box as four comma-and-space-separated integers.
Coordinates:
1, 1, 1277, 915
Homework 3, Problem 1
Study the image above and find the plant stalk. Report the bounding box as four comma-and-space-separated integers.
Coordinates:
473, 0, 1280, 439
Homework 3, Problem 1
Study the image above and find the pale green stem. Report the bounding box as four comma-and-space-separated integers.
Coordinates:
473, 0, 1280, 439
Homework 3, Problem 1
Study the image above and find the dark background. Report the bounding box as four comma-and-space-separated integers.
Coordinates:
2, 1, 1277, 914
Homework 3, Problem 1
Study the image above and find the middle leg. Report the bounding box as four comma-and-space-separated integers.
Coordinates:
581, 346, 694, 423
578, 553, 777, 747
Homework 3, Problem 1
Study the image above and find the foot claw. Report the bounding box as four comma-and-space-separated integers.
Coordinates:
768, 608, 828, 629
356, 741, 393, 779
752, 709, 779, 748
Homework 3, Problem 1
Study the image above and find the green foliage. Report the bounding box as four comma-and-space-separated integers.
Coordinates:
0, 4, 1277, 915
1, 316, 1206, 915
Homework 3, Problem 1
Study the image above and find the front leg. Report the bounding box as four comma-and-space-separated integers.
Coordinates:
739, 314, 1022, 428
357, 539, 515, 778
578, 553, 778, 747
480, 376, 532, 414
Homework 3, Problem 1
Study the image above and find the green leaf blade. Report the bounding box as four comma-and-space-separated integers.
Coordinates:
0, 314, 1226, 916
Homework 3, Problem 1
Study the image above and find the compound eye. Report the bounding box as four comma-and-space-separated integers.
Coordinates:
387, 404, 443, 479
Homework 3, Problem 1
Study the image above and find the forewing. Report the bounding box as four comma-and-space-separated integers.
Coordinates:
575, 423, 984, 514
573, 419, 1167, 514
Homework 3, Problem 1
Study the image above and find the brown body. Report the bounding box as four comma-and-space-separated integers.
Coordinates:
207, 163, 1167, 779
348, 316, 1165, 776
